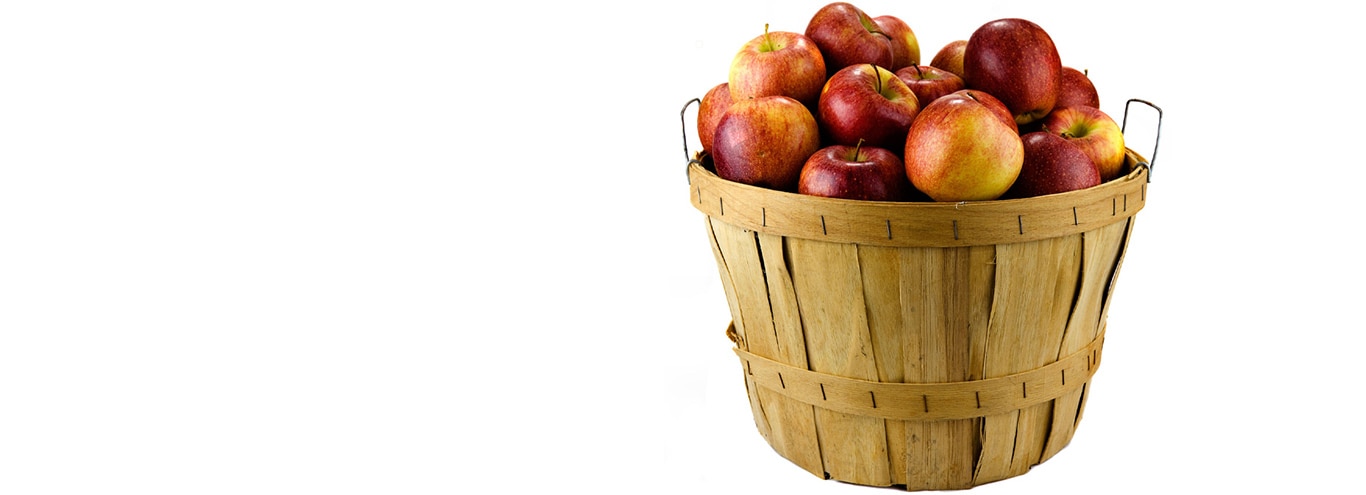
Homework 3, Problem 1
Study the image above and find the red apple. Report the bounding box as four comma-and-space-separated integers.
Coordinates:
873, 14, 920, 71
1039, 105, 1127, 181
894, 65, 965, 108
798, 141, 910, 201
1057, 66, 1100, 109
929, 40, 967, 78
728, 25, 827, 107
712, 95, 822, 192
939, 89, 1016, 132
804, 2, 893, 74
963, 18, 1062, 125
1006, 131, 1100, 198
697, 82, 734, 153
904, 90, 1023, 201
817, 63, 920, 150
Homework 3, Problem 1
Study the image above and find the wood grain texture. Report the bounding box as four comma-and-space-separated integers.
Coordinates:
1041, 219, 1130, 462
754, 231, 823, 476
706, 218, 769, 442
711, 219, 824, 476
856, 245, 908, 485
787, 237, 890, 486
902, 246, 990, 490
974, 235, 1082, 484
694, 153, 1149, 491
689, 152, 1147, 248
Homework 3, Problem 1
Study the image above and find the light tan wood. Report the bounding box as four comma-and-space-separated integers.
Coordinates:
903, 245, 993, 490
711, 219, 823, 476
705, 217, 770, 442
787, 238, 890, 485
694, 152, 1149, 491
1041, 219, 1130, 462
855, 245, 908, 485
732, 326, 1104, 421
754, 231, 823, 476
978, 235, 1079, 481
689, 150, 1148, 248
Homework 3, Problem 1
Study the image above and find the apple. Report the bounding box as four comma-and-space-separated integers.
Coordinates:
805, 2, 893, 74
962, 18, 1062, 125
904, 90, 1023, 201
697, 82, 734, 153
929, 39, 967, 78
728, 25, 827, 107
798, 141, 911, 201
873, 14, 920, 71
817, 63, 920, 150
940, 89, 1016, 132
1056, 66, 1100, 109
894, 65, 965, 108
1039, 105, 1127, 181
1006, 131, 1100, 198
712, 95, 822, 192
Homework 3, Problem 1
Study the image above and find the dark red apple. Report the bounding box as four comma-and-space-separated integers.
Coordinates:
894, 65, 965, 108
712, 95, 822, 192
1006, 131, 1100, 198
804, 2, 893, 74
872, 14, 919, 71
962, 18, 1062, 125
1056, 66, 1100, 109
697, 82, 734, 153
798, 141, 910, 201
817, 63, 920, 150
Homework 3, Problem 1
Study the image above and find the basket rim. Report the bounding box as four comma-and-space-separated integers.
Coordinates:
688, 149, 1149, 247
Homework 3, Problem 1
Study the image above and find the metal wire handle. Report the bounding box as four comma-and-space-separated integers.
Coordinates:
1121, 98, 1162, 181
680, 98, 704, 182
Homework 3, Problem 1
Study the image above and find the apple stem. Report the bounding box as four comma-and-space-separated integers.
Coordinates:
913, 65, 923, 78
854, 138, 865, 161
871, 64, 882, 94
763, 23, 771, 48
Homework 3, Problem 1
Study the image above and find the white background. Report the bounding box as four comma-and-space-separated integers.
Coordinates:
2, 1, 1363, 493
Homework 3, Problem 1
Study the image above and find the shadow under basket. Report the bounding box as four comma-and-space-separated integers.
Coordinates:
690, 151, 1150, 490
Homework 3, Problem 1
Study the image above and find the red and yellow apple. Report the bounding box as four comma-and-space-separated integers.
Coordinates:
1039, 105, 1126, 181
904, 90, 1023, 201
873, 14, 920, 71
817, 63, 920, 150
697, 82, 734, 153
929, 39, 967, 78
711, 95, 822, 192
728, 25, 827, 107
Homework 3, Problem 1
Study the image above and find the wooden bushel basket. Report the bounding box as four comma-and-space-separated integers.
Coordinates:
686, 100, 1160, 490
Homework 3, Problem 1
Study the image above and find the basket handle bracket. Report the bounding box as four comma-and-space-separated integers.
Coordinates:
1121, 98, 1163, 182
681, 98, 704, 183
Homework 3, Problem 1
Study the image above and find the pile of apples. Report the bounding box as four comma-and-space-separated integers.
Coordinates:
696, 2, 1127, 202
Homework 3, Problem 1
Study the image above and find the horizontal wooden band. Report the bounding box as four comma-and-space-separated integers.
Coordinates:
732, 326, 1105, 421
689, 150, 1148, 247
